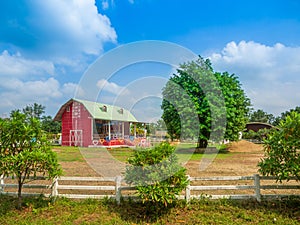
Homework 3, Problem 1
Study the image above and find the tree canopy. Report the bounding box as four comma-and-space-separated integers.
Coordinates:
0, 110, 62, 208
161, 57, 250, 148
248, 109, 275, 124
13, 103, 61, 134
272, 106, 300, 126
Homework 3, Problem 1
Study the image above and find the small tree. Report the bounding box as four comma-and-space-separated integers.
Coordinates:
258, 112, 300, 182
0, 111, 62, 208
125, 142, 188, 209
22, 103, 45, 120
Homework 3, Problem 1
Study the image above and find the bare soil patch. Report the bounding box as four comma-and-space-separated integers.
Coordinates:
56, 140, 264, 177
186, 140, 264, 177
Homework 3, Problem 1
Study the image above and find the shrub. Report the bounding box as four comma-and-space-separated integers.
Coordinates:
124, 142, 188, 208
258, 112, 300, 182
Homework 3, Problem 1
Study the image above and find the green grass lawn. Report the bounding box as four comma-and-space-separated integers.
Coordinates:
54, 146, 85, 162
53, 143, 233, 164
0, 195, 299, 225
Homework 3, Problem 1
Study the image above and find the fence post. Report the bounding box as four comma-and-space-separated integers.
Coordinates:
51, 177, 58, 201
254, 174, 261, 202
115, 176, 122, 204
185, 175, 191, 203
0, 174, 4, 194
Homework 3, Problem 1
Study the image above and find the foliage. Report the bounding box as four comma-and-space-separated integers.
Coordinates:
148, 119, 168, 137
41, 115, 61, 134
0, 110, 62, 208
242, 128, 274, 142
161, 56, 250, 148
124, 142, 188, 208
258, 112, 300, 182
16, 103, 61, 134
215, 71, 250, 141
272, 106, 300, 126
248, 109, 275, 124
130, 123, 149, 136
22, 103, 45, 120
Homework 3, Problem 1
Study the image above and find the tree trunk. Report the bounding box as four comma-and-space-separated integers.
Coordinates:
17, 179, 23, 209
197, 138, 208, 149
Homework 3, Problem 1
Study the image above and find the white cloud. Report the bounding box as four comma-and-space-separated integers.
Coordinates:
0, 1, 120, 116
208, 40, 300, 115
0, 77, 82, 115
62, 82, 85, 97
0, 50, 55, 77
97, 79, 129, 95
101, 0, 134, 10
102, 0, 109, 10
32, 0, 117, 56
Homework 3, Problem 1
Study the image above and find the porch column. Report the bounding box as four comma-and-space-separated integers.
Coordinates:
122, 122, 125, 139
134, 123, 137, 138
90, 118, 93, 141
144, 124, 147, 138
108, 121, 111, 140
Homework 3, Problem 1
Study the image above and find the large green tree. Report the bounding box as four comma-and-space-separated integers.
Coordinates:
258, 111, 300, 182
161, 57, 250, 148
0, 110, 62, 209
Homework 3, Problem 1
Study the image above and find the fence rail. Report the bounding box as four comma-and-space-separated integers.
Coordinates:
1, 174, 299, 203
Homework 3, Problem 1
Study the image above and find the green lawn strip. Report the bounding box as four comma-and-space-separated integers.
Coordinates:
0, 196, 299, 225
53, 145, 234, 164
53, 146, 85, 162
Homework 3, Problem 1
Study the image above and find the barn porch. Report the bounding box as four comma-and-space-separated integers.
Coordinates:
90, 119, 149, 148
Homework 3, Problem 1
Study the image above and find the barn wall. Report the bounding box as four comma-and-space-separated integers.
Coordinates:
75, 102, 92, 147
61, 101, 92, 147
61, 103, 73, 146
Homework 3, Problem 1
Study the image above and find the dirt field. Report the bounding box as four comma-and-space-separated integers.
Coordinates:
57, 140, 264, 177
185, 140, 264, 177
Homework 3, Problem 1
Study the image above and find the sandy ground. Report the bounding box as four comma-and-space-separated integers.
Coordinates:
186, 140, 264, 177
57, 140, 264, 177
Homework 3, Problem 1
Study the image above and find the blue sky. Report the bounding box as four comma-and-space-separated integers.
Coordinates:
1, 0, 300, 121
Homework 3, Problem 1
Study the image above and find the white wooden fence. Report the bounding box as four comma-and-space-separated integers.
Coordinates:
1, 174, 299, 203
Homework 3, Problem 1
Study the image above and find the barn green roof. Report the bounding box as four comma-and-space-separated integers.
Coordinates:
54, 98, 138, 122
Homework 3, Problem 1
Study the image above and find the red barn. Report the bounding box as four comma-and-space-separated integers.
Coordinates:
54, 98, 139, 147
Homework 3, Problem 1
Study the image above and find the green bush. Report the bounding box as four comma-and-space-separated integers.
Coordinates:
124, 142, 188, 208
258, 112, 300, 182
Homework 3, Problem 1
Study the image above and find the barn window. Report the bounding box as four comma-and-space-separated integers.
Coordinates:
101, 105, 107, 112
66, 106, 70, 112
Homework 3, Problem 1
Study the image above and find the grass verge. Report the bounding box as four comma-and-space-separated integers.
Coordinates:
0, 195, 299, 225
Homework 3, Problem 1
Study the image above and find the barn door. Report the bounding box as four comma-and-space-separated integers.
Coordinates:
70, 130, 83, 147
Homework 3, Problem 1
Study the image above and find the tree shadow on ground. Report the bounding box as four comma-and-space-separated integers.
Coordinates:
104, 198, 175, 224
175, 147, 230, 155
0, 195, 50, 214
229, 197, 300, 222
